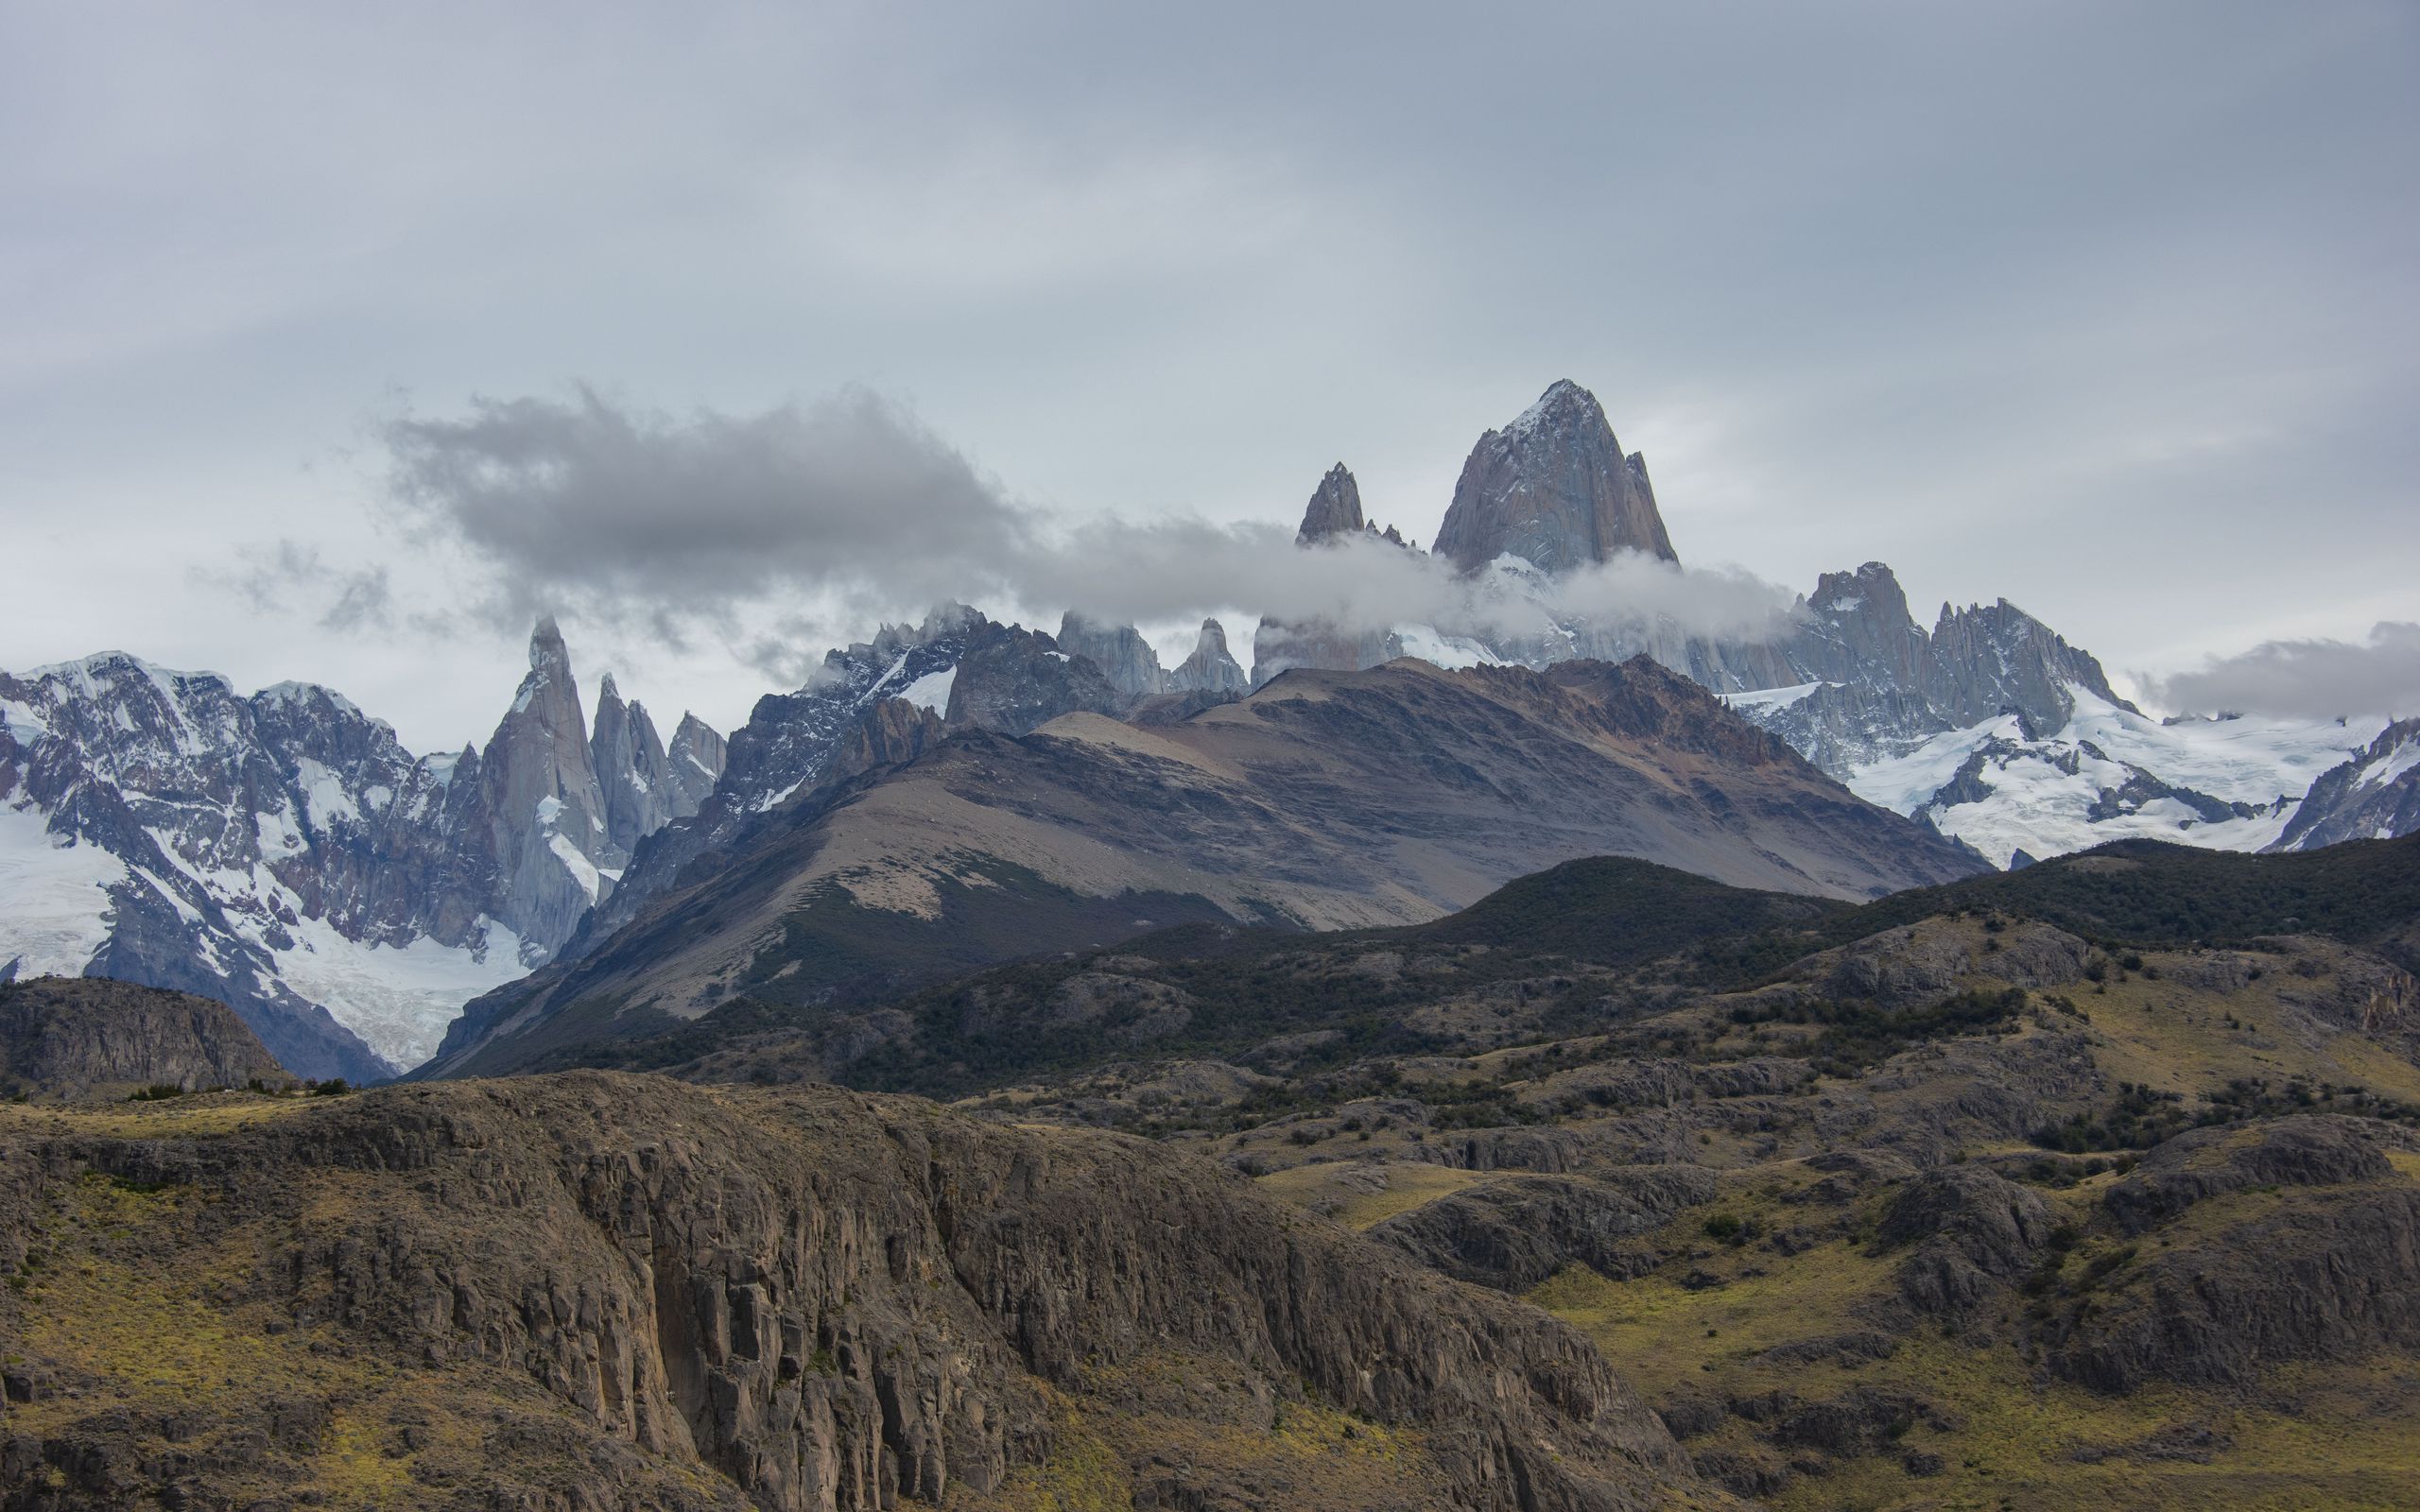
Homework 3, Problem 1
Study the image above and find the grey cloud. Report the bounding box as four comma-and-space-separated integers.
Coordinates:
2148, 622, 2420, 720
382, 386, 1025, 627
208, 541, 397, 633
377, 386, 1805, 662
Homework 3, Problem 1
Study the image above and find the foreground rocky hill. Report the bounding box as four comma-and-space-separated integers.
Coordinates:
0, 1074, 1710, 1511
573, 833, 2420, 1507
0, 976, 287, 1101
421, 654, 1979, 1079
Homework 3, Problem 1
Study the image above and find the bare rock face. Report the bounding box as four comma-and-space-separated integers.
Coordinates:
2055, 1116, 2420, 1392
1296, 461, 1367, 542
1167, 617, 1251, 696
591, 674, 679, 856
479, 617, 620, 960
666, 713, 728, 816
943, 622, 1125, 736
0, 975, 287, 1099
0, 1073, 1703, 1510
1432, 379, 1677, 576
1054, 612, 1167, 701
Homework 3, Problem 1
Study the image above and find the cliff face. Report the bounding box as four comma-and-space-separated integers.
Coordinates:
0, 1073, 1701, 1511
1432, 379, 1677, 575
0, 976, 286, 1099
1167, 618, 1251, 695
1054, 613, 1167, 701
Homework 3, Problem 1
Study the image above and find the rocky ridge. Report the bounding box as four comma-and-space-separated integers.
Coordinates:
422, 655, 1981, 1079
0, 1073, 1703, 1510
2270, 716, 2420, 852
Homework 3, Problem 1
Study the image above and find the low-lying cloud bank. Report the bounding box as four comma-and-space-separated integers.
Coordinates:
2148, 621, 2420, 721
377, 386, 1805, 671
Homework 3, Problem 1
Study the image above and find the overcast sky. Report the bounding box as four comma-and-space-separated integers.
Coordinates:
5, 1, 2415, 751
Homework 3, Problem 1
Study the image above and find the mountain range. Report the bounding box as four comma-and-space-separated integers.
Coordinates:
0, 622, 724, 1077
3, 379, 2411, 1077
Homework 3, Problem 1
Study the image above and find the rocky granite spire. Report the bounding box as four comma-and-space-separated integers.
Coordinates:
1167, 618, 1251, 695
1432, 379, 1678, 575
590, 674, 678, 856
479, 617, 616, 959
665, 713, 726, 816
1056, 612, 1167, 700
1297, 463, 1367, 542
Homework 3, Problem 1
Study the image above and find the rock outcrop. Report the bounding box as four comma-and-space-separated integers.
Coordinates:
479, 618, 620, 956
1875, 1165, 2053, 1316
1296, 462, 1368, 542
1370, 1169, 1716, 1290
0, 975, 287, 1099
0, 1073, 1703, 1510
2055, 1117, 2420, 1391
1252, 465, 1418, 686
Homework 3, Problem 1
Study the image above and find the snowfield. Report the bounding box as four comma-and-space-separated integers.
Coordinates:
0, 802, 127, 979
1843, 690, 2383, 868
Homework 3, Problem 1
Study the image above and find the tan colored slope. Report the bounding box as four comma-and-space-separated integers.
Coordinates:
428, 656, 1976, 1075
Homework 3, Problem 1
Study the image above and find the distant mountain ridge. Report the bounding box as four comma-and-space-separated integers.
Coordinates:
419, 651, 1981, 1079
1213, 379, 2401, 865
0, 625, 724, 1074
4, 375, 2408, 1079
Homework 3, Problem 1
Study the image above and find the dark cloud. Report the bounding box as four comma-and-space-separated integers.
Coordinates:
377, 386, 1805, 660
381, 386, 1023, 625
2148, 622, 2420, 720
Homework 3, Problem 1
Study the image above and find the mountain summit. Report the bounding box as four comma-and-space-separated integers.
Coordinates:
1432, 379, 1677, 574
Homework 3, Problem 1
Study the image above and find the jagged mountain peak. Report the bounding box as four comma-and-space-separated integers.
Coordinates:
1297, 462, 1366, 543
1504, 376, 1602, 438
1168, 616, 1252, 696
1434, 379, 1678, 575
